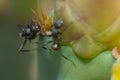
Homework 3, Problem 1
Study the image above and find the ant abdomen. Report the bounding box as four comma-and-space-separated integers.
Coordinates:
51, 43, 61, 50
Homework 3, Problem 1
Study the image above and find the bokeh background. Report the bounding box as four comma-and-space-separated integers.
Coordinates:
0, 0, 55, 80
0, 0, 38, 80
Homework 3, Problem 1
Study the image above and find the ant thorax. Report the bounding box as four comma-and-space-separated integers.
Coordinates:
52, 28, 59, 36
30, 25, 39, 33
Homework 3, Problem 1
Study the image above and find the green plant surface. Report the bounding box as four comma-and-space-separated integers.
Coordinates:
38, 37, 115, 80
57, 46, 115, 80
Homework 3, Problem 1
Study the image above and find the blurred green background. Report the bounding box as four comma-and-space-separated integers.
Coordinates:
0, 0, 58, 80
0, 0, 38, 80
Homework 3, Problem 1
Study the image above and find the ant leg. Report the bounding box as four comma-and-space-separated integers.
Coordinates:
28, 40, 53, 52
42, 46, 48, 50
58, 38, 75, 66
61, 39, 71, 42
61, 54, 76, 66
31, 39, 53, 52
32, 40, 53, 44
29, 39, 32, 43
46, 40, 53, 44
42, 41, 75, 66
18, 39, 27, 51
42, 45, 53, 54
58, 37, 72, 44
41, 40, 54, 53
18, 24, 25, 30
60, 21, 75, 34
19, 39, 40, 52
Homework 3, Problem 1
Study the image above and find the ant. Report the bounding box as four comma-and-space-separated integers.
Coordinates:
51, 18, 63, 50
42, 18, 74, 51
18, 18, 76, 65
18, 19, 40, 51
41, 18, 76, 65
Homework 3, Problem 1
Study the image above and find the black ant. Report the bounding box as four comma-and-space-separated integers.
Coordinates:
50, 18, 64, 50
18, 17, 75, 65
41, 18, 76, 65
42, 18, 74, 51
18, 19, 40, 51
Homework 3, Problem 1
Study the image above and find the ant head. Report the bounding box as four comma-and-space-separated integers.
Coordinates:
54, 18, 63, 29
51, 43, 60, 50
22, 28, 31, 37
